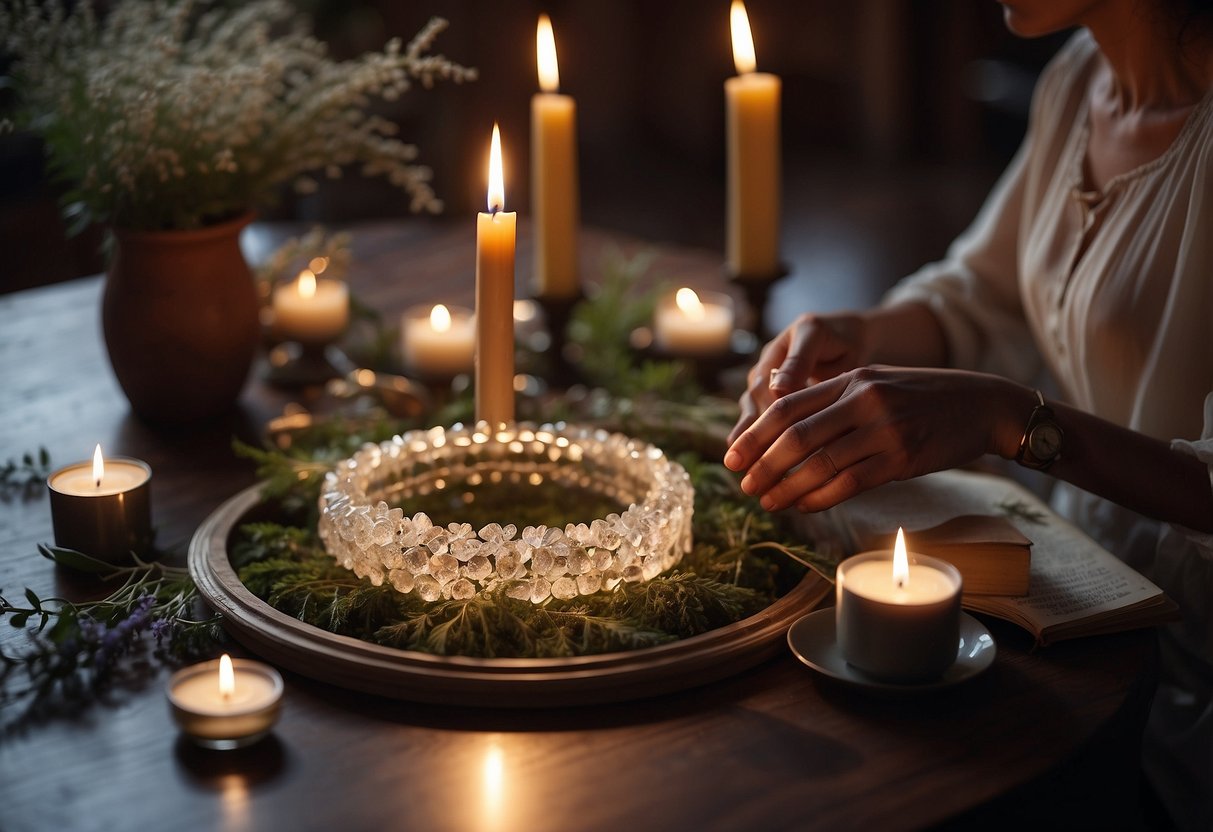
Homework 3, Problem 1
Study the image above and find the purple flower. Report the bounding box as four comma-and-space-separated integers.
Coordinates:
86, 594, 158, 674
102, 627, 123, 649
78, 617, 106, 644
150, 618, 171, 642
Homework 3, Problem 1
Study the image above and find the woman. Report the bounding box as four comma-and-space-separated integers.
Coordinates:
725, 1, 1213, 827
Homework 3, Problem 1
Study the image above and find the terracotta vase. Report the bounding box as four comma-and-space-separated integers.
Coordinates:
102, 213, 260, 423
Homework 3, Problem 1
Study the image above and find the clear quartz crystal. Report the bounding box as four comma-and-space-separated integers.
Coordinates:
317, 422, 694, 604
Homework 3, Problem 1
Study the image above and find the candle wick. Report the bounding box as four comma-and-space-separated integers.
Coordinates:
95, 477, 102, 488
896, 578, 905, 590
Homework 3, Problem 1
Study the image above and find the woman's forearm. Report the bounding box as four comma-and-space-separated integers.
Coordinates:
991, 385, 1213, 533
865, 302, 951, 368
863, 307, 1213, 530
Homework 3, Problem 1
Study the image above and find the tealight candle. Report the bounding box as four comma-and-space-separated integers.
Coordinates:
653, 288, 735, 356
47, 444, 152, 564
167, 654, 283, 749
401, 303, 476, 380
836, 528, 962, 682
272, 268, 349, 345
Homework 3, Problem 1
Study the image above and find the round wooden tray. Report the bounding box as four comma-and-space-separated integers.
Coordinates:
189, 484, 831, 707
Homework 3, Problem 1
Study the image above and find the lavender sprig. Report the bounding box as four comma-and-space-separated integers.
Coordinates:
0, 547, 223, 734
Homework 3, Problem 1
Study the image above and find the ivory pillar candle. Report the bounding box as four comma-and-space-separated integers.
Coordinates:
47, 444, 152, 563
475, 124, 517, 427
531, 14, 580, 300
653, 288, 735, 356
402, 303, 475, 379
836, 529, 962, 682
272, 268, 349, 344
726, 0, 781, 278
167, 654, 283, 749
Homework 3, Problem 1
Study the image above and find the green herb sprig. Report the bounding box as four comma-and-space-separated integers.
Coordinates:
1, 447, 51, 501
998, 498, 1049, 525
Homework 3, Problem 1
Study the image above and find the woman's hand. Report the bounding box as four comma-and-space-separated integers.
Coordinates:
728, 312, 871, 446
724, 366, 1028, 512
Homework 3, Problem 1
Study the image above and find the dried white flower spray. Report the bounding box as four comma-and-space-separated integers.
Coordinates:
0, 0, 476, 231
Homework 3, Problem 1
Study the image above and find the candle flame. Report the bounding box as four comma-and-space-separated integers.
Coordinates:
730, 0, 757, 75
297, 269, 317, 299
92, 444, 104, 488
487, 123, 505, 213
537, 14, 560, 93
219, 653, 235, 700
675, 287, 706, 321
430, 303, 452, 333
893, 527, 909, 589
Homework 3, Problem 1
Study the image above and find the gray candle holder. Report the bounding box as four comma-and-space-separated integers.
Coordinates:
47, 457, 153, 564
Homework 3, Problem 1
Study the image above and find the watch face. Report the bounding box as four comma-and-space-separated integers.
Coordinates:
1029, 423, 1062, 459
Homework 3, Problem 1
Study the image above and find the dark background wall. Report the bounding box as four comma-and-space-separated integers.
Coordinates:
0, 0, 1071, 293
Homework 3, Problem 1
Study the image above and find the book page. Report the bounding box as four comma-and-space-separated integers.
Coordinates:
796, 470, 1168, 638
964, 490, 1166, 634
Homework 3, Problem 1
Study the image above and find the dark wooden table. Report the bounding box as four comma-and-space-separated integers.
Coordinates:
0, 220, 1156, 832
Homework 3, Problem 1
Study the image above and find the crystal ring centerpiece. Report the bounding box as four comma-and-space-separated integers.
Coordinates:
319, 423, 694, 603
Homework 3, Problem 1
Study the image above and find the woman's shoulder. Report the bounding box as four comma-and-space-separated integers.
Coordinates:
1049, 28, 1099, 71
1029, 29, 1099, 118
1193, 85, 1213, 146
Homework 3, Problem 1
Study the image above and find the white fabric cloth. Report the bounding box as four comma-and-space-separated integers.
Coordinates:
884, 30, 1213, 830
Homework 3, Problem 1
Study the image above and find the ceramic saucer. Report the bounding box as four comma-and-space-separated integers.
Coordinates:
787, 608, 996, 693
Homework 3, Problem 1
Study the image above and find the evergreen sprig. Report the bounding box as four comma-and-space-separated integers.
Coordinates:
568, 250, 701, 403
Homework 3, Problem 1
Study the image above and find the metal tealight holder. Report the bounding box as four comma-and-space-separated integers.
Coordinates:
264, 340, 346, 389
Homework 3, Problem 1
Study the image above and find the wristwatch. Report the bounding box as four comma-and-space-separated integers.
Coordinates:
1015, 390, 1063, 470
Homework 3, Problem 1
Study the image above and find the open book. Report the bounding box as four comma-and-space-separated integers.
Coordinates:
796, 469, 1178, 645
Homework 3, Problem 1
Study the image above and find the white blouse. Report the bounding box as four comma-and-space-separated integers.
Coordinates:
884, 30, 1213, 829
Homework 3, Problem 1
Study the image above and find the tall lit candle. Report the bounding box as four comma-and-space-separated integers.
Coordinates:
531, 14, 580, 300
476, 123, 517, 427
726, 0, 781, 278
47, 444, 153, 563
836, 528, 962, 682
